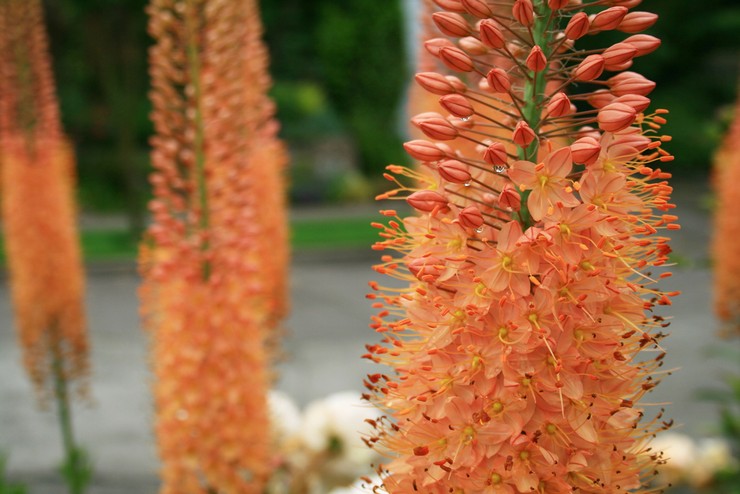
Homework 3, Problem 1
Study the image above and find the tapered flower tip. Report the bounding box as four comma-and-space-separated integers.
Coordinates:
478, 19, 505, 49
573, 54, 605, 82
513, 120, 536, 147
404, 140, 447, 162
498, 183, 521, 211
408, 256, 445, 282
614, 94, 651, 113
433, 0, 466, 12
624, 34, 661, 56
440, 94, 474, 118
512, 0, 534, 27
484, 142, 509, 166
445, 75, 468, 93
608, 71, 656, 96
526, 45, 547, 72
424, 37, 455, 57
603, 42, 638, 68
546, 92, 573, 118
587, 89, 615, 109
458, 36, 488, 56
565, 12, 590, 40
598, 102, 637, 132
415, 72, 456, 95
486, 68, 512, 93
411, 112, 445, 127
406, 190, 449, 213
419, 117, 459, 140
439, 46, 475, 72
618, 11, 658, 33
461, 0, 492, 18
590, 6, 629, 32
570, 136, 602, 165
432, 12, 470, 37
438, 159, 472, 184
458, 205, 485, 229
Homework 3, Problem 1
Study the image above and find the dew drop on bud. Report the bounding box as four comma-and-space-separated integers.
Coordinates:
494, 165, 507, 173
464, 180, 471, 187
475, 226, 484, 234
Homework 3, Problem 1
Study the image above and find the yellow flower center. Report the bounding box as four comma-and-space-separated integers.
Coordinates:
491, 472, 502, 484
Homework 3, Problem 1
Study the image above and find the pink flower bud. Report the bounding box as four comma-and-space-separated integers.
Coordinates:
458, 206, 484, 229
432, 12, 470, 38
597, 102, 637, 132
432, 0, 466, 12
408, 256, 445, 282
445, 75, 468, 93
587, 89, 615, 109
438, 159, 472, 184
624, 34, 661, 57
483, 142, 508, 166
591, 6, 628, 32
458, 36, 488, 56
573, 55, 605, 82
420, 118, 460, 140
415, 72, 456, 95
526, 46, 547, 72
602, 42, 637, 69
461, 0, 492, 18
512, 0, 534, 27
614, 94, 651, 113
411, 112, 444, 128
513, 120, 536, 147
406, 190, 448, 213
440, 94, 475, 118
548, 0, 569, 9
404, 140, 447, 162
439, 46, 475, 72
546, 92, 573, 118
608, 71, 655, 96
498, 184, 521, 211
565, 12, 590, 40
478, 20, 505, 49
570, 136, 601, 165
424, 38, 455, 57
485, 68, 511, 93
617, 11, 658, 33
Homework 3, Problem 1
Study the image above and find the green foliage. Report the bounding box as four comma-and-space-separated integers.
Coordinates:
59, 446, 92, 494
0, 456, 26, 494
315, 0, 408, 175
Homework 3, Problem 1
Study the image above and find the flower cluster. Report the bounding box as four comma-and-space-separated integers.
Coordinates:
141, 0, 288, 492
365, 1, 678, 492
712, 92, 740, 337
0, 0, 88, 400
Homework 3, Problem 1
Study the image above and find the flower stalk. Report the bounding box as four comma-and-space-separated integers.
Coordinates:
366, 1, 678, 492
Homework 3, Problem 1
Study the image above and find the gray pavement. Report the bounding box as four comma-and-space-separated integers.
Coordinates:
1, 178, 737, 492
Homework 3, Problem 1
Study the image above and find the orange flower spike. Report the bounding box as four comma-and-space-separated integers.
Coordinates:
367, 1, 678, 492
142, 0, 286, 492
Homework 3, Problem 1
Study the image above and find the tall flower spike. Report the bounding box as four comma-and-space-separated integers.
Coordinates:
712, 89, 740, 337
141, 0, 288, 492
367, 1, 678, 492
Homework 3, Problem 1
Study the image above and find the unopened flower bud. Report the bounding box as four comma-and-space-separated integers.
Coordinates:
485, 68, 511, 93
484, 142, 508, 166
614, 94, 651, 113
570, 136, 601, 165
415, 72, 456, 95
440, 94, 475, 118
587, 89, 615, 109
498, 184, 521, 211
617, 11, 658, 33
408, 256, 445, 282
439, 46, 475, 72
420, 118, 460, 140
548, 0, 569, 9
512, 0, 534, 27
438, 159, 472, 184
624, 34, 661, 57
590, 6, 628, 32
424, 37, 455, 57
608, 71, 655, 96
513, 120, 536, 147
458, 36, 488, 56
546, 92, 573, 118
602, 42, 637, 69
445, 75, 468, 93
461, 0, 492, 18
526, 46, 547, 72
573, 55, 605, 82
478, 20, 505, 49
432, 12, 470, 38
433, 0, 466, 12
458, 206, 485, 229
565, 12, 590, 40
406, 190, 449, 213
404, 140, 447, 162
598, 102, 637, 132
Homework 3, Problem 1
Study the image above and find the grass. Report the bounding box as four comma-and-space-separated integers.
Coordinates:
0, 216, 382, 263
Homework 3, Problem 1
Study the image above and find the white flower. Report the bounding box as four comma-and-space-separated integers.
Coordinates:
689, 437, 735, 487
268, 390, 302, 450
651, 432, 697, 484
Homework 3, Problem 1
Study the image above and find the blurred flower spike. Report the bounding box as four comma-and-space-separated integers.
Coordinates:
366, 0, 679, 492
141, 0, 288, 492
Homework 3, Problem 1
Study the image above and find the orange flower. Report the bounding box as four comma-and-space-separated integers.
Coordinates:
142, 0, 288, 492
712, 90, 740, 336
366, 1, 678, 492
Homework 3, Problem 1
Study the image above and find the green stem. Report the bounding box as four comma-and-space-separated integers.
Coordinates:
184, 0, 210, 281
51, 334, 87, 494
517, 0, 553, 228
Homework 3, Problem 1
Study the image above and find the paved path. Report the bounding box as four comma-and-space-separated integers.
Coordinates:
1, 178, 735, 492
